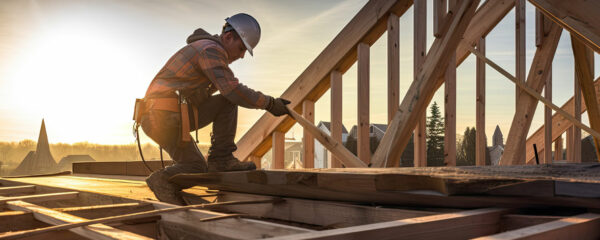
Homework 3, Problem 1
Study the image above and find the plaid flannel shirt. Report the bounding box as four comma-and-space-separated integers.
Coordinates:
145, 38, 272, 109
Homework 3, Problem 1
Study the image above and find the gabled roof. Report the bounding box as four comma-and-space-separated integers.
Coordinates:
317, 121, 348, 134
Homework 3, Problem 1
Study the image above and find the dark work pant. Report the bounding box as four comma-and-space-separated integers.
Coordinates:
140, 94, 238, 177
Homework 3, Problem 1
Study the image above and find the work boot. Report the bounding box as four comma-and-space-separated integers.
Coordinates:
145, 169, 186, 205
207, 154, 256, 172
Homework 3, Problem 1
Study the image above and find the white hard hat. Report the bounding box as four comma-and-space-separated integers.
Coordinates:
225, 13, 261, 56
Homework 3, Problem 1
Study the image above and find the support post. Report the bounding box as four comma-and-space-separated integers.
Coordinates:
357, 42, 370, 165
434, 0, 447, 38
555, 135, 563, 161
303, 100, 315, 168
571, 76, 582, 163
544, 70, 553, 164
272, 131, 285, 169
248, 155, 261, 170
444, 54, 457, 166
330, 71, 343, 168
388, 13, 400, 124
476, 37, 486, 166
572, 36, 600, 162
515, 0, 526, 164
414, 0, 427, 167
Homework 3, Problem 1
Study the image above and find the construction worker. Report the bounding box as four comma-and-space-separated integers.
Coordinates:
138, 13, 290, 205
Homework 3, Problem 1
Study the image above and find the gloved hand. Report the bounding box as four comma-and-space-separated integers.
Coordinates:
267, 98, 291, 116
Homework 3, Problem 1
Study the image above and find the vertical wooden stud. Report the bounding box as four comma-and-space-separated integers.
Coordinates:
572, 74, 582, 163
476, 37, 486, 166
331, 71, 343, 168
566, 127, 573, 161
572, 36, 599, 162
555, 135, 563, 161
272, 131, 285, 169
434, 0, 447, 38
445, 53, 457, 166
303, 100, 315, 168
357, 42, 371, 165
515, 0, 526, 164
543, 69, 553, 164
414, 0, 427, 167
388, 13, 400, 124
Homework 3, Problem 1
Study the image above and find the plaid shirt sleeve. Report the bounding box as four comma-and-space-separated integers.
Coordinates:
197, 44, 272, 109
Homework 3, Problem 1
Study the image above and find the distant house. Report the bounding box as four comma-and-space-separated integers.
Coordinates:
260, 137, 303, 169
314, 121, 348, 168
348, 124, 388, 140
58, 155, 96, 171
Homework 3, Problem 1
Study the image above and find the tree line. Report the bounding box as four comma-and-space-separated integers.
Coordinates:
345, 101, 490, 166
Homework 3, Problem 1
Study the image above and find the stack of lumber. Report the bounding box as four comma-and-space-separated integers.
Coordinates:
171, 163, 600, 209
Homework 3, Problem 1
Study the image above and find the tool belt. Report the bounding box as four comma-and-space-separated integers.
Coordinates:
133, 97, 199, 143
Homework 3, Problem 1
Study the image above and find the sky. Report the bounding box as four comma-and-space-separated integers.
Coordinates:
0, 0, 598, 146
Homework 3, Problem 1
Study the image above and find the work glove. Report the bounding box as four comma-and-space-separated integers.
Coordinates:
267, 98, 291, 117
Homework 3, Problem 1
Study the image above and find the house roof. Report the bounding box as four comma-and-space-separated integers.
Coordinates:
317, 121, 348, 133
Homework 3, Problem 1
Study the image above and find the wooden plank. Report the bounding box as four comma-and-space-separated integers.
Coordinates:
233, 0, 414, 162
572, 36, 600, 161
152, 201, 311, 239
434, 0, 447, 38
185, 190, 435, 228
529, 0, 600, 54
272, 131, 285, 169
500, 214, 562, 232
476, 37, 486, 166
413, 0, 427, 168
266, 208, 507, 240
54, 203, 155, 220
286, 106, 367, 168
388, 13, 400, 124
5, 200, 152, 240
357, 42, 371, 165
73, 160, 173, 176
475, 213, 600, 240
0, 185, 35, 195
445, 54, 457, 166
330, 71, 343, 168
0, 192, 78, 205
303, 100, 315, 168
500, 22, 562, 165
372, 0, 481, 168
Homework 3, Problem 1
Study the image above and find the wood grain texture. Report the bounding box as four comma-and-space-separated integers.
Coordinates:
445, 54, 457, 166
529, 0, 600, 54
357, 42, 371, 165
500, 22, 562, 165
572, 36, 599, 162
330, 71, 343, 168
372, 0, 481, 167
303, 100, 315, 168
233, 0, 413, 161
476, 37, 486, 166
286, 106, 367, 168
388, 13, 400, 124
413, 0, 427, 168
272, 131, 285, 169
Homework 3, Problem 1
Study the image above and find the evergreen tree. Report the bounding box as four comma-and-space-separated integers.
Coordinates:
426, 102, 445, 166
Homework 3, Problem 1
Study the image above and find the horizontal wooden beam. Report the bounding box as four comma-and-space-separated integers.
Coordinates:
233, 0, 414, 161
0, 185, 35, 195
0, 192, 78, 205
184, 190, 435, 228
4, 200, 151, 240
475, 213, 600, 240
267, 208, 507, 240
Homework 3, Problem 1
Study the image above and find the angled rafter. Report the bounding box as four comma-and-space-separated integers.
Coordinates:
500, 22, 562, 165
529, 0, 600, 54
372, 0, 481, 167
